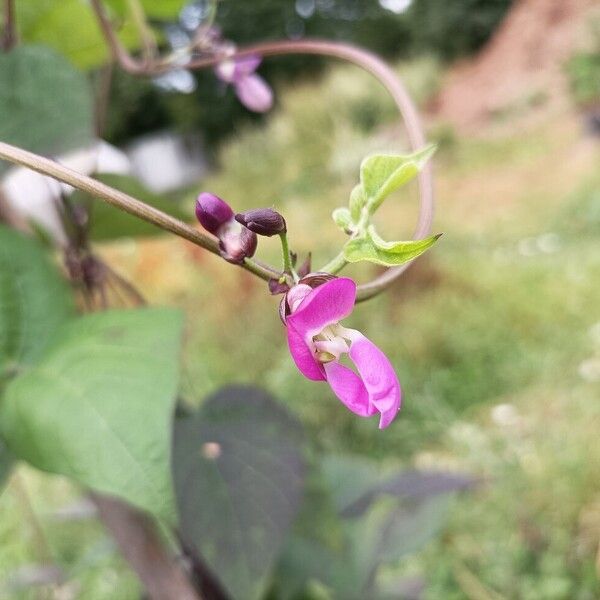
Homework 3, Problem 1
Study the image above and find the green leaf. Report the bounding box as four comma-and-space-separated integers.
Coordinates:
347, 495, 451, 593
321, 456, 474, 597
331, 207, 353, 232
0, 226, 74, 379
349, 184, 367, 221
343, 226, 441, 266
0, 45, 94, 176
360, 144, 436, 212
0, 308, 183, 522
16, 2, 139, 70
71, 174, 192, 241
173, 386, 306, 600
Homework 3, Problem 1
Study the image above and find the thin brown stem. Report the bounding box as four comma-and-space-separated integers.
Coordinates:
94, 61, 114, 137
0, 141, 280, 282
1, 0, 16, 51
125, 0, 157, 62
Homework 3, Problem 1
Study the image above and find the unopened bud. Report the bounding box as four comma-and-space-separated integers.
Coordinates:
235, 208, 286, 237
218, 221, 258, 264
195, 192, 234, 234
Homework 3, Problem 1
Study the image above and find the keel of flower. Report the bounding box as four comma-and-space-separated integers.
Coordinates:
284, 277, 401, 429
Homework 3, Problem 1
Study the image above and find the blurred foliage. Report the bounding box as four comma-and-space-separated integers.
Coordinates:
407, 0, 513, 60
71, 174, 191, 240
0, 45, 94, 174
104, 0, 513, 146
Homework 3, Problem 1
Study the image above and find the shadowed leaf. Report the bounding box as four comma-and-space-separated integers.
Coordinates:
173, 386, 306, 600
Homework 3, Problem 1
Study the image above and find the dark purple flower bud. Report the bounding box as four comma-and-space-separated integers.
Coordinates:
218, 222, 258, 264
195, 192, 234, 234
235, 208, 286, 237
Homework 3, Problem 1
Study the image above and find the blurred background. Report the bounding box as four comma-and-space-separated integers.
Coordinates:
1, 0, 599, 598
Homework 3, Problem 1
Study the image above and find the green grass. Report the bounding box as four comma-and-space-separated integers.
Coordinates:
1, 58, 599, 598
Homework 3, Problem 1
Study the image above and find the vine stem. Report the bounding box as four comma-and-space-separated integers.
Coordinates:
85, 3, 435, 301
0, 141, 281, 282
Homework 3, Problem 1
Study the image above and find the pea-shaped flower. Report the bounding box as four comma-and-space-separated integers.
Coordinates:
215, 55, 273, 113
283, 277, 401, 429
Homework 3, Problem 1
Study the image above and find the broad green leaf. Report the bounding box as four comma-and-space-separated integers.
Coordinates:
0, 308, 183, 522
331, 207, 353, 232
349, 184, 367, 221
0, 226, 74, 379
275, 456, 474, 600
0, 46, 94, 176
321, 456, 474, 597
17, 2, 139, 70
71, 174, 191, 241
360, 144, 436, 211
348, 495, 451, 594
343, 225, 441, 266
173, 386, 306, 600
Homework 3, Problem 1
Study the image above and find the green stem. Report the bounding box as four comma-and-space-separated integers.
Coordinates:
279, 232, 298, 281
320, 251, 348, 275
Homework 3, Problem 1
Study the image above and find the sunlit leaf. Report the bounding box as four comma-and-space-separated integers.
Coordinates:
17, 1, 139, 70
360, 145, 436, 211
349, 183, 367, 221
0, 45, 94, 175
173, 386, 306, 600
343, 225, 441, 266
0, 308, 183, 522
331, 207, 353, 232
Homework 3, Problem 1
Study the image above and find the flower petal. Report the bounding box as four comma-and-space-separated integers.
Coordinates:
234, 74, 273, 113
287, 322, 325, 381
287, 278, 356, 338
347, 332, 401, 428
324, 361, 376, 417
234, 54, 262, 77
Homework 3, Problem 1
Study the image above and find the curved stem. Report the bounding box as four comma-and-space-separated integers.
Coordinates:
72, 3, 437, 300
174, 41, 435, 300
0, 141, 280, 282
320, 251, 347, 275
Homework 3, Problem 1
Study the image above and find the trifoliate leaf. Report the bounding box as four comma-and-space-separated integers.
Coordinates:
343, 225, 441, 266
349, 184, 367, 221
332, 207, 353, 233
360, 144, 436, 213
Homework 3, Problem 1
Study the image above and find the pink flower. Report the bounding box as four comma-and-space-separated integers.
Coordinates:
215, 55, 273, 113
283, 277, 401, 429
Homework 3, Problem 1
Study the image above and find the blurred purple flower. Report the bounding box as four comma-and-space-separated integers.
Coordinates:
284, 277, 401, 429
215, 55, 273, 113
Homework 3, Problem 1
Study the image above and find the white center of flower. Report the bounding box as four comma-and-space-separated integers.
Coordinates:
312, 324, 351, 363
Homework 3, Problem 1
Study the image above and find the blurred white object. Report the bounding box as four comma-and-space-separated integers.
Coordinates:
126, 131, 207, 194
578, 358, 600, 382
1, 141, 130, 243
491, 403, 520, 427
